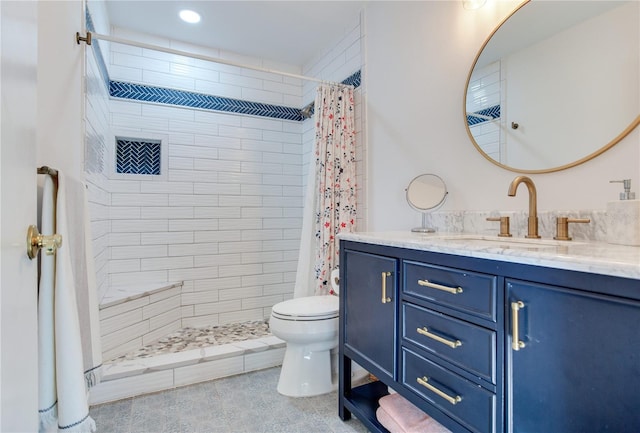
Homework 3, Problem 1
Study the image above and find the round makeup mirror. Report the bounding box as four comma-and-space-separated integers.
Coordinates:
406, 174, 448, 233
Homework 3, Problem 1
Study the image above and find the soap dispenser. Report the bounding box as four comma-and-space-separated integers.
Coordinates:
611, 179, 636, 200
606, 179, 640, 246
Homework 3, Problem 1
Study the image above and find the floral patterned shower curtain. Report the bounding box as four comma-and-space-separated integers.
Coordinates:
313, 84, 357, 295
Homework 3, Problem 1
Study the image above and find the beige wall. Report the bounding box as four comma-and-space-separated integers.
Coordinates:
364, 1, 640, 231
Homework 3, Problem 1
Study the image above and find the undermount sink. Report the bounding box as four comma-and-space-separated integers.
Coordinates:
438, 235, 583, 248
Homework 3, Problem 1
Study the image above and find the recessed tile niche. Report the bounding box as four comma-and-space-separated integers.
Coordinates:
115, 137, 162, 175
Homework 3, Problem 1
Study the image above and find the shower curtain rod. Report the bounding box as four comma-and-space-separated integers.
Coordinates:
83, 32, 351, 88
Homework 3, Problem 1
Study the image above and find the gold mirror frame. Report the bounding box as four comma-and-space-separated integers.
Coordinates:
463, 0, 640, 174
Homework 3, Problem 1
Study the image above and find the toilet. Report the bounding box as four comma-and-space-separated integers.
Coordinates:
269, 295, 339, 397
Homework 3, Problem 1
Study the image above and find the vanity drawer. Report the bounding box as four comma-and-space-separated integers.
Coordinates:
403, 303, 496, 384
402, 348, 495, 433
403, 261, 497, 321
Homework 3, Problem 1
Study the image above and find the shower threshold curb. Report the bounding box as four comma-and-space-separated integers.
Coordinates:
89, 335, 286, 405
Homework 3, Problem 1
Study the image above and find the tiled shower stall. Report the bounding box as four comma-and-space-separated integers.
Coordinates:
84, 3, 365, 401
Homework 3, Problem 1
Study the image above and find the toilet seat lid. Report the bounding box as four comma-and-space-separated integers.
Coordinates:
271, 295, 339, 320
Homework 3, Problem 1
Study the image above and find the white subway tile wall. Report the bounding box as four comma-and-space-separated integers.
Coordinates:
84, 10, 364, 360
85, 33, 112, 302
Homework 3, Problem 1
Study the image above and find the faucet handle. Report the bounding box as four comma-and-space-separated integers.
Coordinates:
554, 217, 590, 241
486, 216, 512, 237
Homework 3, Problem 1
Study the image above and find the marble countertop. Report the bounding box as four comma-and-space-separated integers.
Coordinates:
340, 232, 640, 280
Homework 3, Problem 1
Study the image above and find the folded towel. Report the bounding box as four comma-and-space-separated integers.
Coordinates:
376, 406, 405, 433
379, 393, 429, 430
378, 393, 451, 433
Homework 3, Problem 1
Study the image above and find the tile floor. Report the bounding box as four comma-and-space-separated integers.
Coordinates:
89, 366, 369, 433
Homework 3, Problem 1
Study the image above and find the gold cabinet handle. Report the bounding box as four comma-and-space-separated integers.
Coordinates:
416, 327, 461, 349
511, 301, 526, 351
417, 376, 462, 405
27, 225, 62, 260
417, 279, 463, 294
381, 271, 392, 303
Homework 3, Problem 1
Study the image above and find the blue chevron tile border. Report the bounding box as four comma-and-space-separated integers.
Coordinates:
342, 70, 361, 88
109, 73, 361, 122
116, 138, 162, 175
110, 81, 306, 121
467, 104, 500, 126
109, 72, 361, 121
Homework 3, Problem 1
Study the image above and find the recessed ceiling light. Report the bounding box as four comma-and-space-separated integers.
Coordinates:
179, 9, 201, 24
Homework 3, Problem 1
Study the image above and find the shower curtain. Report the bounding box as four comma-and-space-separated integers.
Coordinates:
294, 84, 357, 297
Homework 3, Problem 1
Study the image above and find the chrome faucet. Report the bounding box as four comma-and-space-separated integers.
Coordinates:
508, 176, 540, 239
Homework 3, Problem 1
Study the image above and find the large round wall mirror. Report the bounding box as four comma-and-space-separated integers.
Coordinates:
464, 0, 640, 173
406, 174, 448, 233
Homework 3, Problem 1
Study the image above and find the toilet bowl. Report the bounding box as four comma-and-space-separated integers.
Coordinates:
269, 295, 339, 397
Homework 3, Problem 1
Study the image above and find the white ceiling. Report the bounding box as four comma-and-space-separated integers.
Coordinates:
104, 1, 366, 67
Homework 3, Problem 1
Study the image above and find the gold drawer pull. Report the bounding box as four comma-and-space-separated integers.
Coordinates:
416, 327, 462, 349
511, 301, 526, 351
417, 279, 463, 294
381, 271, 392, 304
417, 376, 462, 405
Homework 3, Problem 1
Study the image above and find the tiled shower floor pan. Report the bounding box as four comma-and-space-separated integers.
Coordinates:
109, 320, 273, 362
91, 320, 286, 405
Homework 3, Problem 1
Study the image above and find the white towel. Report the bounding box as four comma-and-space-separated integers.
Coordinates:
38, 176, 58, 432
38, 172, 96, 433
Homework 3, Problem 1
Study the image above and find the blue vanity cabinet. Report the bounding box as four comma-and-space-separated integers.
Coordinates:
339, 241, 500, 433
506, 279, 640, 433
339, 238, 639, 433
339, 246, 398, 432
